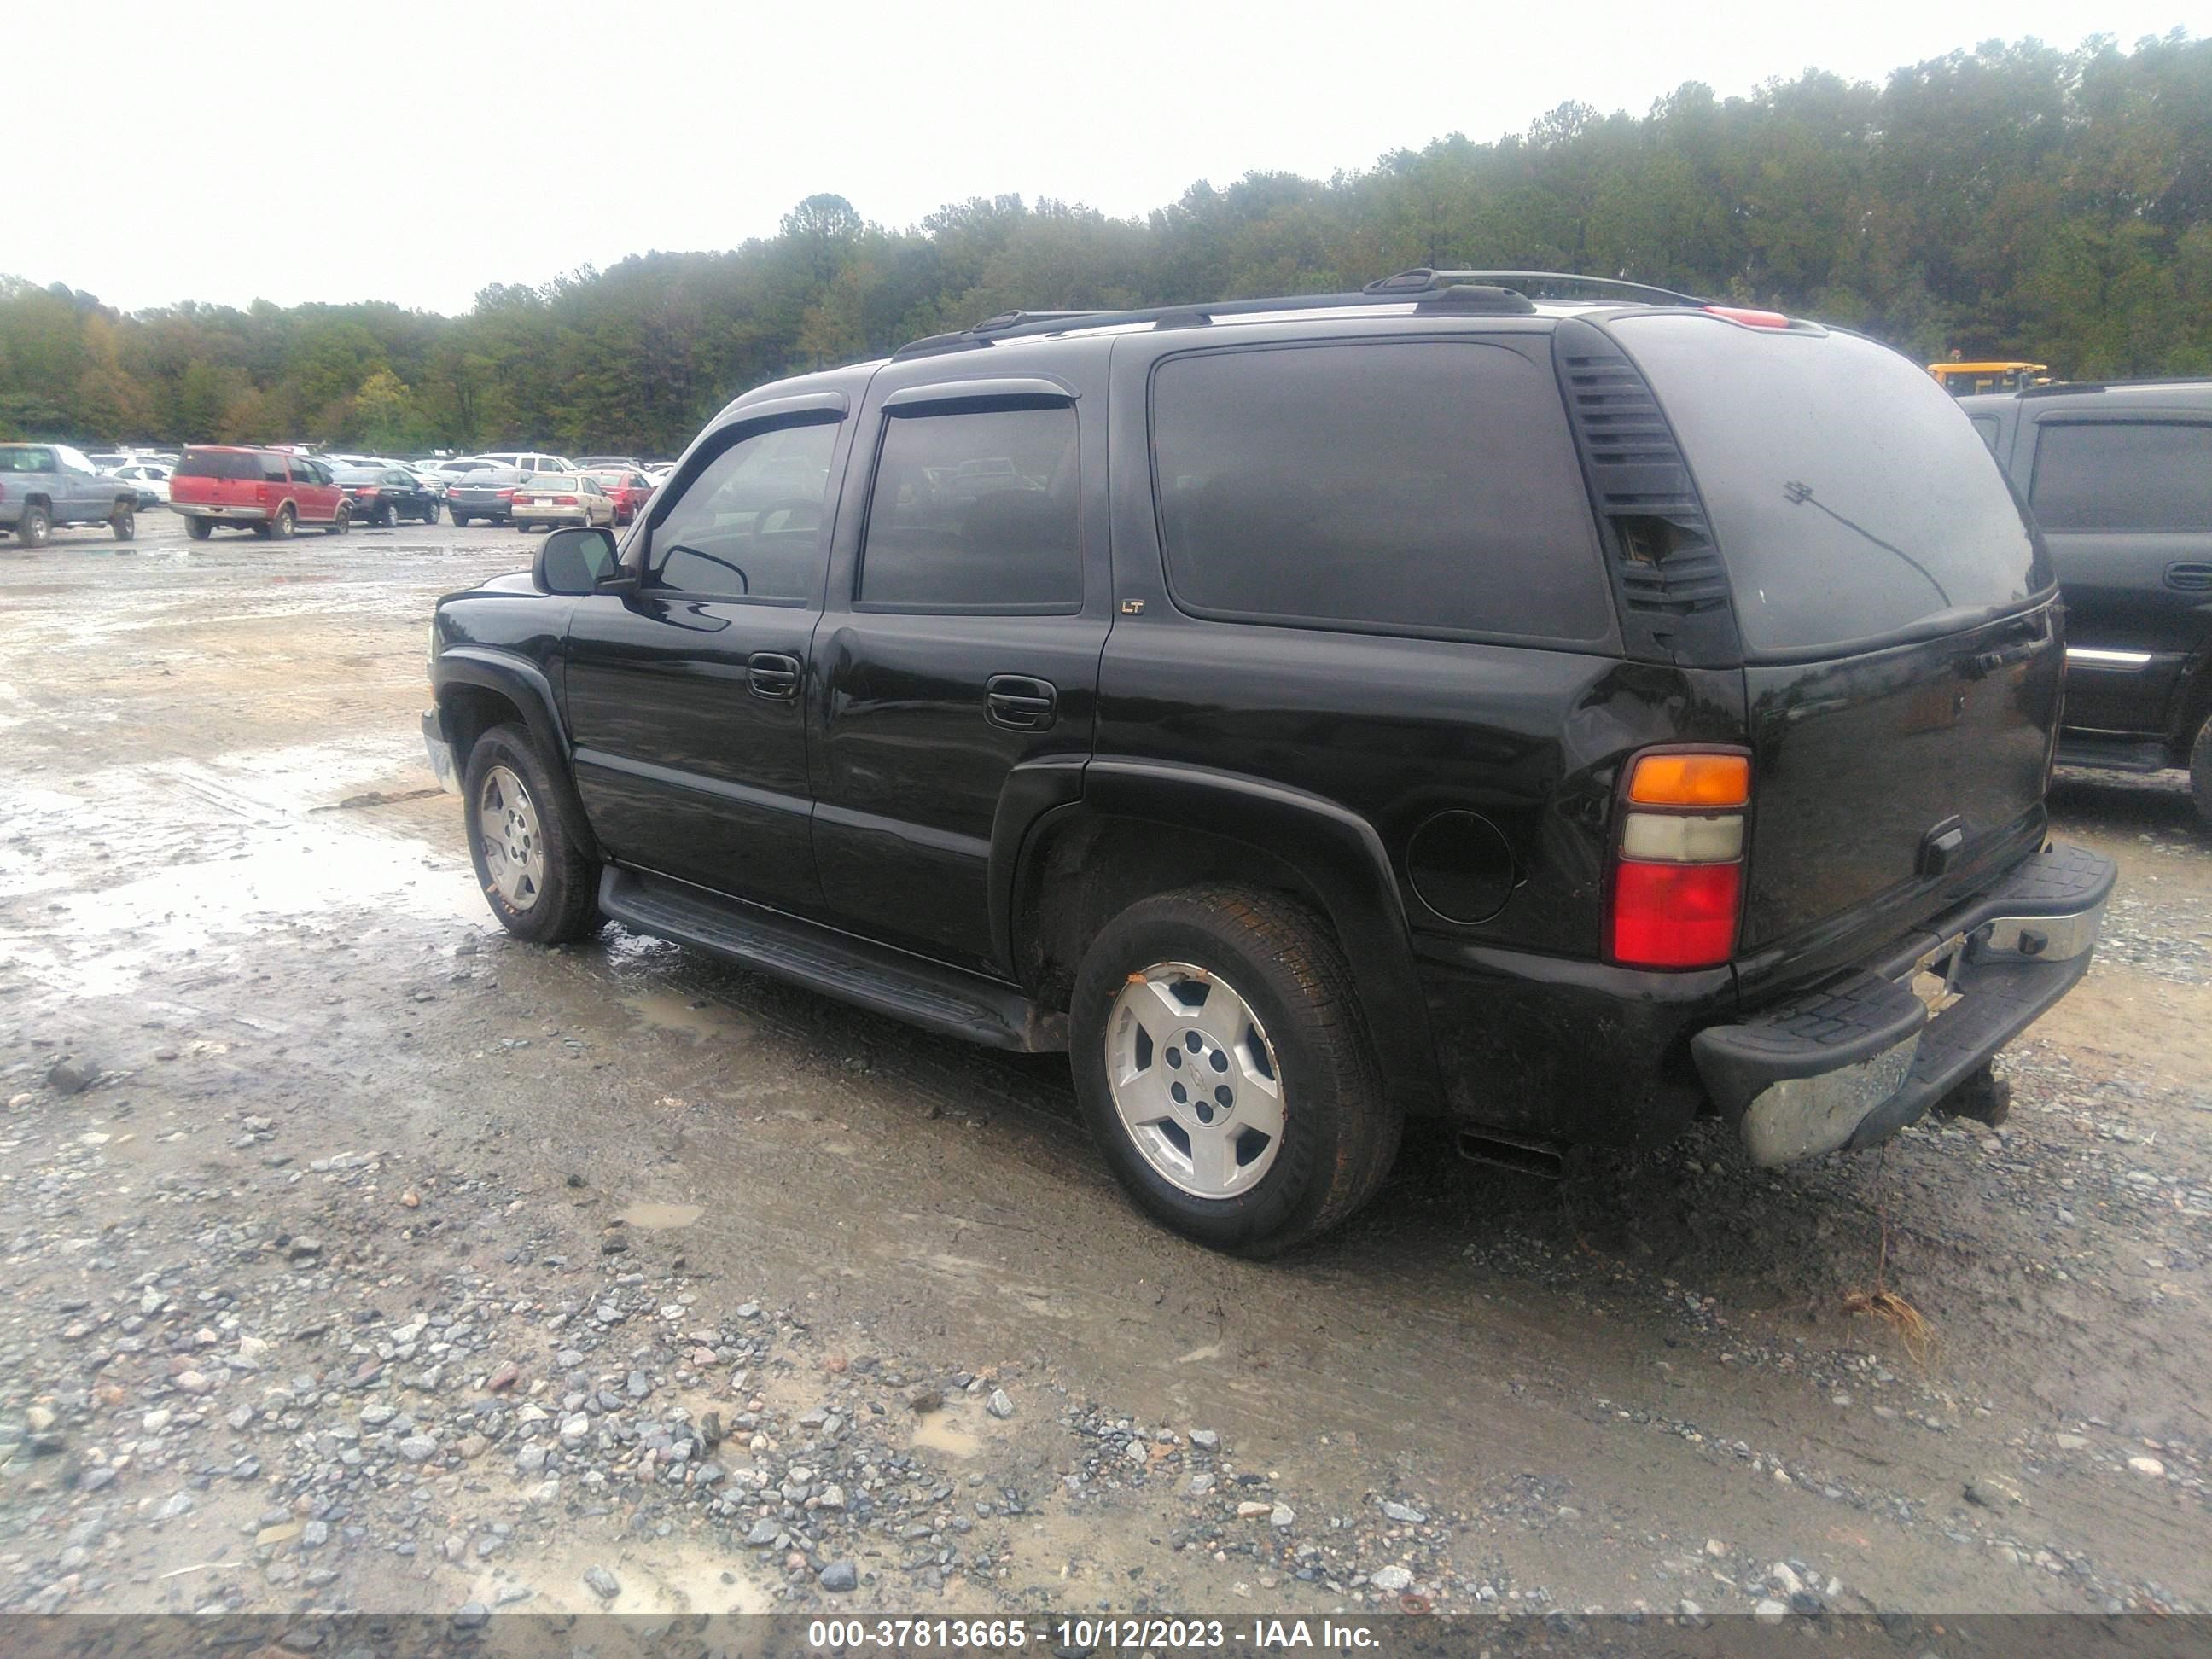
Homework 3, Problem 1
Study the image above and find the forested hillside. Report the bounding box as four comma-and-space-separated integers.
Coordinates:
3, 32, 2206, 454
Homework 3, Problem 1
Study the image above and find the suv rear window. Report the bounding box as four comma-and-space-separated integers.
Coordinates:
2029, 421, 2212, 533
1614, 316, 2047, 655
175, 449, 260, 481
1149, 341, 1612, 643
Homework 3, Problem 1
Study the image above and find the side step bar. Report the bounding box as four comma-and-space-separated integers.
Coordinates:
2054, 733, 2173, 774
597, 867, 1068, 1053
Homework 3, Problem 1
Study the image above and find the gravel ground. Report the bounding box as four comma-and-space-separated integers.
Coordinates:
0, 512, 2207, 1622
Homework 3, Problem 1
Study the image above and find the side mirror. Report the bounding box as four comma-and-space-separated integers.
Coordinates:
534, 526, 621, 595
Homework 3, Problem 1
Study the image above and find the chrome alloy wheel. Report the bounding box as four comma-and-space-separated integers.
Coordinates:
1105, 962, 1285, 1198
476, 765, 545, 911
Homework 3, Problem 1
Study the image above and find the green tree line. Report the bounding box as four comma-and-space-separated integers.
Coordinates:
3, 32, 2207, 456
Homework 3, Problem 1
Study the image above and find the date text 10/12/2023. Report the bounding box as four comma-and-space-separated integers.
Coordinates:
807, 1618, 1383, 1650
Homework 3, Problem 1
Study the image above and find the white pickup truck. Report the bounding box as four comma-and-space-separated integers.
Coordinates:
0, 443, 137, 544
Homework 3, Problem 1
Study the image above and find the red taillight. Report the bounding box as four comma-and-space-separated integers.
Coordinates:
1609, 747, 1749, 969
1705, 305, 1791, 329
498, 488, 516, 498
552, 494, 578, 505
1610, 862, 1742, 968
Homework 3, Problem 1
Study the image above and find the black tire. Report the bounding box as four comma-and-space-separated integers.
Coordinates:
451, 512, 470, 527
327, 505, 350, 536
18, 503, 50, 545
185, 515, 212, 542
461, 724, 600, 944
2192, 715, 2212, 830
110, 505, 135, 541
1068, 885, 1400, 1256
422, 500, 440, 525
375, 500, 396, 528
269, 503, 296, 540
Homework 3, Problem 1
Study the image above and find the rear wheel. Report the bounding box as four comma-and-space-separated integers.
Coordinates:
451, 512, 470, 527
375, 500, 396, 528
17, 503, 49, 545
462, 724, 599, 944
268, 503, 296, 541
422, 500, 440, 524
109, 505, 135, 541
1069, 885, 1400, 1257
185, 515, 212, 542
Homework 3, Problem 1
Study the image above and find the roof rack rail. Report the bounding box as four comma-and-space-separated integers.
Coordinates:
2017, 375, 2212, 398
1364, 268, 1708, 306
887, 268, 1674, 359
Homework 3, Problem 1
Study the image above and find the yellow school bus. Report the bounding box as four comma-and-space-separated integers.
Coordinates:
1929, 361, 2050, 397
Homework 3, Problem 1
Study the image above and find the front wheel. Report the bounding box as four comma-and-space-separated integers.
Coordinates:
327, 505, 350, 536
1069, 885, 1400, 1257
110, 505, 135, 541
461, 724, 599, 943
421, 500, 440, 524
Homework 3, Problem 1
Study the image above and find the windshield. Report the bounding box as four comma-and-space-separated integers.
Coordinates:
1614, 315, 2049, 655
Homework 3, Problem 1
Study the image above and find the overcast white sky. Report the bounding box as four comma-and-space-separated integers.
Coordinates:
9, 0, 2202, 317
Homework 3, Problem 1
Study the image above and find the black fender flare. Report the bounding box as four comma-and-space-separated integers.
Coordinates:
1001, 757, 1441, 1111
432, 647, 602, 859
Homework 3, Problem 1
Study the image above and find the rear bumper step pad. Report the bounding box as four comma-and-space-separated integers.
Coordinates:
1692, 843, 2116, 1165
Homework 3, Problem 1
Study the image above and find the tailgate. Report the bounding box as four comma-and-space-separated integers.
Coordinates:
1605, 313, 2061, 975
1741, 605, 2061, 952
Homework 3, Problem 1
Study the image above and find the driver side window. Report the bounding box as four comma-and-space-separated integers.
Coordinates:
648, 420, 838, 603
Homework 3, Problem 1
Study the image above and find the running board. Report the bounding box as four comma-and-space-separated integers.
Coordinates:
597, 867, 1066, 1053
2055, 734, 2173, 774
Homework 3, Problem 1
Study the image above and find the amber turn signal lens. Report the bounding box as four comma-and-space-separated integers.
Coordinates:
1627, 752, 1750, 808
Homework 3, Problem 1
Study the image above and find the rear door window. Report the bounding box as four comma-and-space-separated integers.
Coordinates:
858, 405, 1081, 613
1613, 315, 2047, 655
1148, 341, 1611, 643
262, 454, 292, 483
2029, 421, 2212, 533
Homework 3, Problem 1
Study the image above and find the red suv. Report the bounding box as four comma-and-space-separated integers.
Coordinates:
172, 448, 352, 540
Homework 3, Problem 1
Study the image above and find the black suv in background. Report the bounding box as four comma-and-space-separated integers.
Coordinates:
423, 271, 2114, 1255
1959, 380, 2212, 823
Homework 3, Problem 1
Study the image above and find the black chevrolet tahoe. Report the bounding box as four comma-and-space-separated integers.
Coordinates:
1959, 379, 2212, 823
422, 270, 2116, 1255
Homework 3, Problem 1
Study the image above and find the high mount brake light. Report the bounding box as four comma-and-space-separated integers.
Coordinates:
1610, 748, 1750, 969
1705, 306, 1791, 329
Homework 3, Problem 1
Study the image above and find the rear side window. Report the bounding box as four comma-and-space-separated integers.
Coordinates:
1614, 316, 2047, 654
1149, 341, 1611, 643
174, 450, 259, 481
0, 447, 55, 473
859, 405, 1080, 612
261, 454, 291, 483
2029, 422, 2212, 533
1970, 415, 2001, 453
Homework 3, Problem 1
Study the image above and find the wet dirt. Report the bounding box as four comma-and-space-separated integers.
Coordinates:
0, 513, 2207, 1620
